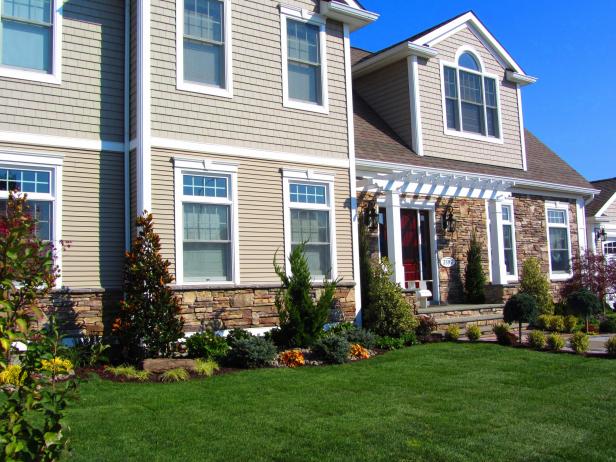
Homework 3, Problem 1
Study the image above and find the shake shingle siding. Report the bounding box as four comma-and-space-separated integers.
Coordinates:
418, 26, 524, 169
0, 0, 125, 142
149, 0, 349, 159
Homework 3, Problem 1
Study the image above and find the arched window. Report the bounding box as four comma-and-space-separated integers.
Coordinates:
443, 50, 500, 138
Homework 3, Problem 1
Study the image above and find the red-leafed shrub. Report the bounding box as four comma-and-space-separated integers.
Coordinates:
561, 250, 616, 309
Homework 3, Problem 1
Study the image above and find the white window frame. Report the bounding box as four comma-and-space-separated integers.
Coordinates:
439, 46, 503, 144
282, 168, 337, 281
0, 151, 63, 287
176, 0, 233, 98
280, 5, 329, 114
174, 157, 239, 286
0, 0, 62, 84
500, 200, 518, 281
545, 201, 573, 281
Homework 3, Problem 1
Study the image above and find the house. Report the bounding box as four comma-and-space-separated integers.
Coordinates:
0, 0, 378, 335
0, 1, 598, 334
350, 11, 598, 314
586, 178, 616, 260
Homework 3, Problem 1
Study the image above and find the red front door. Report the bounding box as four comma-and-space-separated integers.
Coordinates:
401, 209, 420, 283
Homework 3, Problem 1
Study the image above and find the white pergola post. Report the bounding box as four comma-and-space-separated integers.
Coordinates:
385, 191, 405, 287
488, 199, 508, 285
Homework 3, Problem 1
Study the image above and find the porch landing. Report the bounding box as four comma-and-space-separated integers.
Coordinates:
418, 303, 505, 332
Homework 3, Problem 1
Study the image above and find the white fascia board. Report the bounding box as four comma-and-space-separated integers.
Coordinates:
355, 158, 600, 198
352, 42, 438, 78
506, 70, 538, 86
319, 0, 379, 32
595, 192, 616, 217
412, 12, 526, 76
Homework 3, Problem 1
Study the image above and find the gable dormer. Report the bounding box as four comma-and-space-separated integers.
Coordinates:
352, 12, 537, 170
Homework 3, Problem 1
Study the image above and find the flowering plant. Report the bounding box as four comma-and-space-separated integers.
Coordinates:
40, 357, 74, 375
349, 343, 370, 360
0, 365, 25, 387
278, 349, 305, 368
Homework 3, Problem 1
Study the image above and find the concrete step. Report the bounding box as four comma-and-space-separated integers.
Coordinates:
419, 304, 503, 316
435, 313, 504, 326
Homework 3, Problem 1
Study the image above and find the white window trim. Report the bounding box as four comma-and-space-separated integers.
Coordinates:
0, 151, 63, 288
174, 158, 240, 286
280, 5, 329, 114
500, 199, 518, 282
176, 0, 233, 98
545, 201, 573, 281
439, 46, 503, 144
0, 0, 62, 84
282, 168, 337, 281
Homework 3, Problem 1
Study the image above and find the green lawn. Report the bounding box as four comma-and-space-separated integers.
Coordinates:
67, 343, 616, 461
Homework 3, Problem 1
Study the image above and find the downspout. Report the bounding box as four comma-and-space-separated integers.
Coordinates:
123, 0, 130, 250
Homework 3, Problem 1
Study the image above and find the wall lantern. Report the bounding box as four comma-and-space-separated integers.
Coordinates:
596, 227, 608, 243
442, 206, 457, 233
364, 202, 379, 231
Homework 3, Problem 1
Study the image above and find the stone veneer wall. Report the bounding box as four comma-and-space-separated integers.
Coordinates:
357, 191, 581, 305
38, 285, 356, 336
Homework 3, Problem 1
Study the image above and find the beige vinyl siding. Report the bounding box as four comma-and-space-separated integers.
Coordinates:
418, 26, 524, 169
354, 60, 411, 147
0, 143, 125, 288
149, 0, 349, 160
0, 0, 125, 142
604, 200, 616, 221
151, 149, 354, 284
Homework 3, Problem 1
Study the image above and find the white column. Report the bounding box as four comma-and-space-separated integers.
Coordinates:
576, 198, 587, 253
488, 200, 508, 285
136, 0, 152, 214
385, 192, 405, 287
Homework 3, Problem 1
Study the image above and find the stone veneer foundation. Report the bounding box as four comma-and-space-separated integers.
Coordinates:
40, 285, 357, 335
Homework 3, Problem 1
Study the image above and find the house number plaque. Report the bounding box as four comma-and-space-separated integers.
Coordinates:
440, 257, 456, 268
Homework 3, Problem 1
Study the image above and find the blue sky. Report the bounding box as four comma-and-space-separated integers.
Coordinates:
351, 0, 616, 182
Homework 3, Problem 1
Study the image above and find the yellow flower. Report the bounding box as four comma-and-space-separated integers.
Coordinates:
0, 364, 26, 386
40, 357, 74, 375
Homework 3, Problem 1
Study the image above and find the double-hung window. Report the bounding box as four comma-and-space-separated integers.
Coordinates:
0, 166, 54, 241
604, 240, 616, 261
176, 161, 238, 284
0, 0, 60, 83
281, 6, 328, 113
546, 205, 572, 278
442, 50, 501, 141
178, 0, 232, 97
501, 203, 517, 278
283, 170, 336, 279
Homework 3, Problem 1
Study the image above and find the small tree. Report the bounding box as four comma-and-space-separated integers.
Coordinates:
0, 192, 77, 461
464, 233, 486, 304
520, 257, 554, 315
567, 288, 602, 333
273, 243, 337, 348
562, 250, 616, 313
362, 258, 418, 338
114, 213, 184, 360
503, 293, 538, 343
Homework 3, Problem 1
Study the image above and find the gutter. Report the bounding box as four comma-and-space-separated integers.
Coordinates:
319, 0, 379, 32
352, 41, 438, 78
355, 158, 600, 199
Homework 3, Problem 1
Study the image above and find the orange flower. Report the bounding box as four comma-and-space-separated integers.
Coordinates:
279, 349, 305, 368
350, 344, 370, 360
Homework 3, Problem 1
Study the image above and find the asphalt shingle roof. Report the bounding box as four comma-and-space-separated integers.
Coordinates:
587, 177, 616, 216
353, 94, 594, 191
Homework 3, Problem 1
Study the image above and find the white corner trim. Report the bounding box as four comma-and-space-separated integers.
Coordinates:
413, 12, 526, 75
0, 153, 63, 287
343, 23, 362, 318
485, 200, 493, 283
0, 131, 124, 152
280, 7, 329, 114
282, 173, 338, 281
174, 162, 240, 286
576, 198, 587, 253
151, 137, 350, 168
176, 0, 233, 98
595, 192, 616, 218
439, 57, 504, 145
0, 0, 63, 85
407, 55, 424, 156
137, 0, 152, 214
123, 0, 131, 251
516, 84, 528, 171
